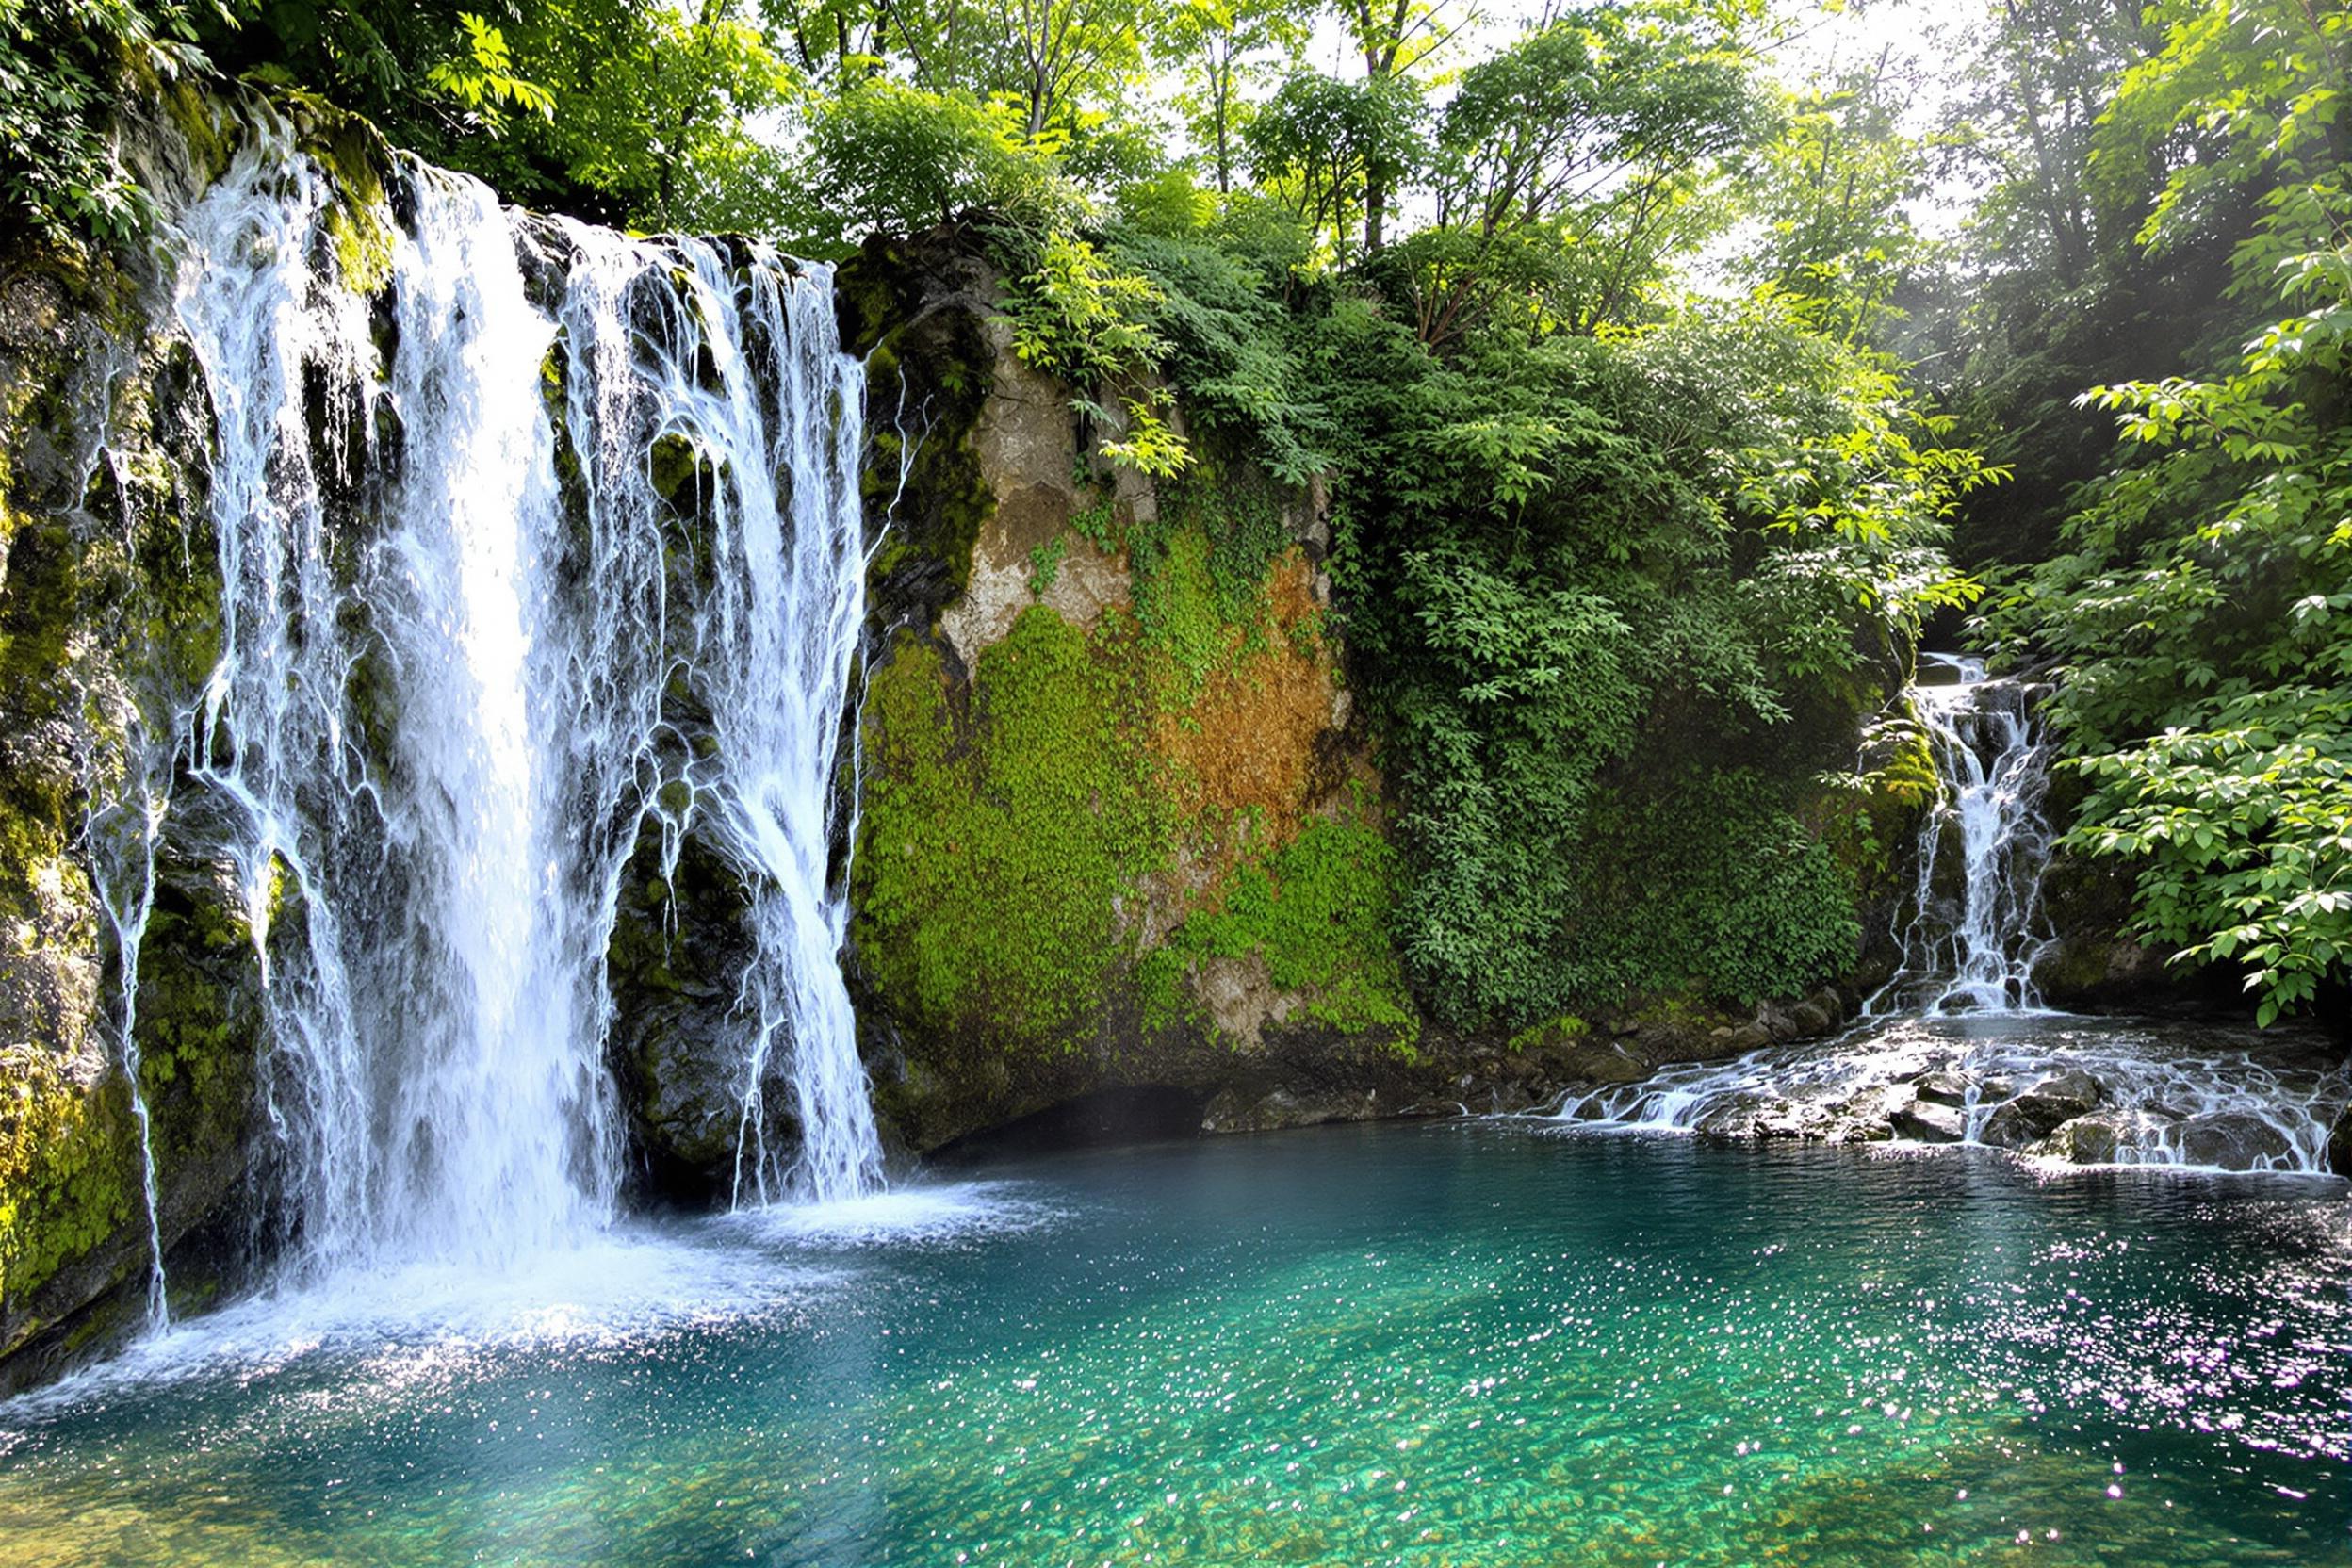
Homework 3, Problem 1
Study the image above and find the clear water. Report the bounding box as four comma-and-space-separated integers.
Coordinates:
3, 1124, 2345, 1566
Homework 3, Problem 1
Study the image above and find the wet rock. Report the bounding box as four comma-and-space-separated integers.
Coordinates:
1912, 1072, 1971, 1108
1708, 1021, 1772, 1053
1191, 952, 1297, 1052
1552, 1037, 1654, 1086
2178, 1113, 2293, 1170
1200, 1086, 1384, 1135
2040, 1112, 2129, 1165
1978, 1070, 2102, 1149
1890, 1098, 1965, 1143
2331, 1109, 2352, 1179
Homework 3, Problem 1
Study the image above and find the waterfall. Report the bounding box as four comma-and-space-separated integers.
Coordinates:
1868, 652, 2055, 1016
154, 121, 882, 1280
1544, 655, 2350, 1172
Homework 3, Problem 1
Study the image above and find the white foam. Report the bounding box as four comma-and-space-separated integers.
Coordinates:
718, 1181, 1061, 1248
1546, 1015, 2351, 1177
0, 1228, 832, 1421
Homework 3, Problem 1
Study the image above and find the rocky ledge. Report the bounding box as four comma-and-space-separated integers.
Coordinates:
1547, 1013, 2351, 1175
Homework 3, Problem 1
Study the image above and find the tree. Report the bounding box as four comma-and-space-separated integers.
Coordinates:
1152, 0, 1312, 193
1739, 55, 1932, 347
1337, 0, 1473, 253
1990, 0, 2352, 1022
1398, 0, 1763, 342
1246, 68, 1427, 264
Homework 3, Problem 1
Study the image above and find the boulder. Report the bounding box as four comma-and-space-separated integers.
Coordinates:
2039, 1112, 2130, 1165
1707, 1022, 1773, 1054
1978, 1070, 2101, 1149
1890, 1097, 1965, 1143
1911, 1072, 1972, 1108
1786, 1000, 1835, 1037
2178, 1113, 2294, 1170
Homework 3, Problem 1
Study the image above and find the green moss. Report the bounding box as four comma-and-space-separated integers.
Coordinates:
0, 1056, 136, 1317
1507, 1014, 1591, 1053
160, 79, 238, 188
648, 433, 714, 510
285, 92, 397, 298
322, 203, 396, 298
855, 609, 1171, 1051
1070, 469, 1294, 704
0, 516, 91, 927
1150, 819, 1419, 1050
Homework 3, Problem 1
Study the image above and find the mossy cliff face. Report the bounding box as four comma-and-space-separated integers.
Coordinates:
826, 240, 1982, 1153
837, 239, 1430, 1152
0, 90, 332, 1389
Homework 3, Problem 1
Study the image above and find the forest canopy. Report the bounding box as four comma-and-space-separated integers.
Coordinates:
7, 0, 2346, 1028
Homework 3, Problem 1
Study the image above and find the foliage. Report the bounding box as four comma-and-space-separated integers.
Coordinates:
800, 79, 1080, 243
1987, 0, 2352, 1021
44, 0, 2344, 1045
1246, 68, 1427, 264
1152, 0, 1314, 194
0, 0, 216, 245
1323, 283, 1984, 1028
1402, 2, 1765, 339
1004, 230, 1189, 475
1736, 58, 1934, 347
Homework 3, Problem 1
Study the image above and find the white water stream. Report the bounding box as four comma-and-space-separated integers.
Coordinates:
1866, 652, 2055, 1017
107, 122, 885, 1290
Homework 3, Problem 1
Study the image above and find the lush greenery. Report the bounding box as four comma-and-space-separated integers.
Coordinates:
1980, 0, 2351, 1024
858, 611, 1168, 1049
13, 0, 2348, 1031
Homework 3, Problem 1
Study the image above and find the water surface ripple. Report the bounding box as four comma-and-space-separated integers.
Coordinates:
1, 1128, 2345, 1565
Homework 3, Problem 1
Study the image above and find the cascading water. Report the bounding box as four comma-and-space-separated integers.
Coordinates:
81, 712, 172, 1329
1547, 652, 2352, 1173
144, 118, 884, 1282
1868, 652, 2055, 1016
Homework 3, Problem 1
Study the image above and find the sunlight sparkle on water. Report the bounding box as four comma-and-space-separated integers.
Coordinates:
3, 1127, 2345, 1567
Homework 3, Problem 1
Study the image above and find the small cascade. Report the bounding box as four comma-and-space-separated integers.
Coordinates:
1544, 651, 2349, 1176
1870, 653, 2055, 1015
155, 118, 885, 1279
1548, 1016, 2351, 1174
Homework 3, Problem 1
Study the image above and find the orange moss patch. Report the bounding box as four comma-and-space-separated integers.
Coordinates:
1154, 550, 1336, 841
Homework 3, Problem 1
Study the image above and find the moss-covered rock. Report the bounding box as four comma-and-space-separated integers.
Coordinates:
0, 97, 270, 1389
839, 237, 1422, 1152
